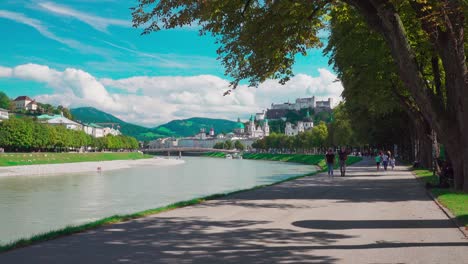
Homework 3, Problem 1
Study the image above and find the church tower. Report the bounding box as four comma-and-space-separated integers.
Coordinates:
263, 119, 270, 137
248, 115, 255, 137
303, 110, 314, 130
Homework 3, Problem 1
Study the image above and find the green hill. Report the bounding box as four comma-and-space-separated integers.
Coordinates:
70, 107, 238, 140
70, 107, 173, 140
155, 117, 238, 137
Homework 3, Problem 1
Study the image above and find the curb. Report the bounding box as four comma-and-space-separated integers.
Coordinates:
410, 170, 468, 238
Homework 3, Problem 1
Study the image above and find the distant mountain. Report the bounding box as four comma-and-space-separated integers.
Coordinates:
70, 107, 238, 140
70, 107, 172, 140
155, 117, 238, 137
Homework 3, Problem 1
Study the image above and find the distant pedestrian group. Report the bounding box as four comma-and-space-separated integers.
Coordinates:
375, 150, 395, 171
325, 147, 349, 177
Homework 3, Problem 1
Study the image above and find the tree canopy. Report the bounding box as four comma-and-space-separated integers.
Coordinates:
0, 118, 139, 151
132, 0, 468, 191
0, 91, 10, 110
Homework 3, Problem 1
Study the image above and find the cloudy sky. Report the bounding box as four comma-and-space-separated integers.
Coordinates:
0, 1, 343, 127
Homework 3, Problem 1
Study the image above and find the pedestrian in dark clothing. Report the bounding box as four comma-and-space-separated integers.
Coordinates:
338, 147, 348, 177
325, 149, 335, 177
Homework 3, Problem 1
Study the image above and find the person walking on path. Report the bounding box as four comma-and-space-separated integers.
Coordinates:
390, 154, 396, 170
375, 152, 382, 171
325, 149, 335, 177
338, 147, 348, 177
382, 151, 389, 171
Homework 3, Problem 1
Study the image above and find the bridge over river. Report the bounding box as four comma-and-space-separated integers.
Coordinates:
142, 147, 240, 156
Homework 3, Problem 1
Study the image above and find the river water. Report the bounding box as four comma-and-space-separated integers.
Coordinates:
0, 156, 315, 244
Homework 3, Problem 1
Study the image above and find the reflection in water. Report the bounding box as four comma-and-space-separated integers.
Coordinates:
0, 157, 314, 243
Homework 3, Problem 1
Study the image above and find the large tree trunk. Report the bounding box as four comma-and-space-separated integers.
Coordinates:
346, 0, 468, 191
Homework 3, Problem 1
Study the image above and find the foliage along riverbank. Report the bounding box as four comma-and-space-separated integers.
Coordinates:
0, 152, 152, 167
203, 152, 227, 158
0, 118, 139, 152
414, 169, 468, 228
0, 157, 324, 253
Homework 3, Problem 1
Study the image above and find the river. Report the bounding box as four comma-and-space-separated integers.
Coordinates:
0, 156, 315, 244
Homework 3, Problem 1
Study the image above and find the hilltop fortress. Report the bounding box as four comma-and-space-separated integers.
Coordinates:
265, 96, 333, 121
270, 96, 333, 111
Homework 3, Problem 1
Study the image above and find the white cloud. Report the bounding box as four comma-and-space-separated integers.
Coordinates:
4, 63, 122, 112
38, 2, 130, 32
0, 66, 13, 77
0, 63, 343, 126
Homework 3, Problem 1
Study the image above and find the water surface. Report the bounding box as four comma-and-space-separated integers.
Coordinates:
0, 157, 315, 243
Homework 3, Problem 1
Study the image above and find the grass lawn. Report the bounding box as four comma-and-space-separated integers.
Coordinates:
243, 153, 325, 165
0, 152, 153, 167
414, 169, 468, 227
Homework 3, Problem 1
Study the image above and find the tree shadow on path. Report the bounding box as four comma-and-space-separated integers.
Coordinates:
0, 217, 346, 264
292, 219, 457, 230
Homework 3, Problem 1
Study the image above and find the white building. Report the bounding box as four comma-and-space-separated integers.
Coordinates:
195, 128, 207, 140
47, 116, 82, 130
0, 108, 9, 121
103, 127, 121, 136
149, 138, 178, 149
285, 111, 314, 136
178, 138, 224, 148
234, 118, 245, 134
83, 123, 104, 138
285, 122, 303, 136
38, 114, 82, 130
246, 115, 269, 138
13, 96, 38, 111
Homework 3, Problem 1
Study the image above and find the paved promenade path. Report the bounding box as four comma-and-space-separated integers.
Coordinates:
1, 159, 467, 263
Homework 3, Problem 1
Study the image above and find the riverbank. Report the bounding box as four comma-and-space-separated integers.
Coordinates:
0, 154, 363, 252
0, 157, 184, 177
413, 169, 468, 228
0, 152, 153, 167
3, 159, 467, 263
204, 152, 363, 169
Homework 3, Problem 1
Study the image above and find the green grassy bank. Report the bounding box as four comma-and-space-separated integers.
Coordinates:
0, 152, 152, 167
203, 152, 226, 158
203, 152, 363, 170
414, 169, 468, 227
1, 153, 363, 252
242, 153, 362, 170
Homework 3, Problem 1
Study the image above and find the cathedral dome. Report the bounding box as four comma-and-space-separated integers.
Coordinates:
235, 122, 245, 129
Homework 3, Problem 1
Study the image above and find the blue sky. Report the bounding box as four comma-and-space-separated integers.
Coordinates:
0, 1, 341, 126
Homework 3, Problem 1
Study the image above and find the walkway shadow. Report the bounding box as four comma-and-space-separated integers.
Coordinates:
224, 176, 428, 203
292, 219, 456, 230
3, 216, 465, 263
0, 217, 346, 264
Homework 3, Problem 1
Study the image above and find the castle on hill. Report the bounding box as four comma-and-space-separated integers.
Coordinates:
266, 96, 333, 120
270, 96, 332, 111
